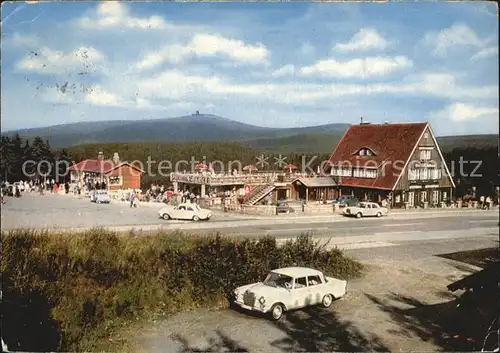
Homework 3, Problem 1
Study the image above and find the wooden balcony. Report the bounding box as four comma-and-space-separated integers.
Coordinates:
170, 172, 310, 186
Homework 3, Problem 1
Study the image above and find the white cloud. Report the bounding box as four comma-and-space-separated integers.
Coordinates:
471, 46, 498, 60
77, 1, 167, 29
136, 33, 269, 70
299, 56, 412, 78
131, 69, 496, 107
429, 102, 499, 135
271, 64, 295, 77
423, 23, 486, 57
334, 28, 390, 52
432, 103, 499, 122
85, 85, 125, 107
15, 46, 104, 75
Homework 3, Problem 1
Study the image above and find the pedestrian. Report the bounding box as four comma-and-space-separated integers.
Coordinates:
479, 195, 484, 209
129, 190, 136, 208
485, 196, 491, 210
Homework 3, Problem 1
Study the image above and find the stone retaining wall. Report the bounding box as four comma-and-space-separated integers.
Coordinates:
240, 204, 339, 216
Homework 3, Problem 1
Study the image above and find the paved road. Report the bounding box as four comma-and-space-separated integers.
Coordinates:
0, 193, 251, 230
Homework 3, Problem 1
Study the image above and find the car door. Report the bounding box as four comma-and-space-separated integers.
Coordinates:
371, 203, 382, 215
290, 277, 313, 309
171, 206, 186, 219
307, 275, 325, 304
364, 203, 375, 216
185, 206, 196, 219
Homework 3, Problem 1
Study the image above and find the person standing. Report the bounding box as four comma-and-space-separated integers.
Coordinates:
485, 196, 492, 210
129, 190, 135, 207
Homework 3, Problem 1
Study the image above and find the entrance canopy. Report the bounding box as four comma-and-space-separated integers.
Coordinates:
293, 177, 337, 188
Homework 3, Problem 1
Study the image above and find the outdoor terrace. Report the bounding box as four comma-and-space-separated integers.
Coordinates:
170, 172, 309, 185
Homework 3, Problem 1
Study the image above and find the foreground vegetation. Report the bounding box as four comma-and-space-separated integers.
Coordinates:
1, 229, 363, 352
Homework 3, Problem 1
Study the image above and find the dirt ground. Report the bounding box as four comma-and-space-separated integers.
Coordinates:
116, 255, 481, 353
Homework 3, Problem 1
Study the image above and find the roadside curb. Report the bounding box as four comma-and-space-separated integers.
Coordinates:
249, 209, 499, 221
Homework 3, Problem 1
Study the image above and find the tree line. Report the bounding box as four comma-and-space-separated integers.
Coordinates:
0, 134, 71, 183
1, 135, 497, 196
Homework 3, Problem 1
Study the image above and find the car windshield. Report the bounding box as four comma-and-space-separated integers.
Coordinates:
263, 272, 293, 288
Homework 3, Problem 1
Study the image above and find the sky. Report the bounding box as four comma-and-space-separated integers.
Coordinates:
1, 1, 498, 136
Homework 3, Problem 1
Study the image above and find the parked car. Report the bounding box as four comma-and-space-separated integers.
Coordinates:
90, 190, 111, 204
276, 200, 304, 214
158, 203, 212, 221
333, 195, 359, 207
343, 201, 388, 218
233, 267, 347, 320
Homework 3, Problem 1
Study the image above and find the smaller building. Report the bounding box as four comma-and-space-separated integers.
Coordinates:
68, 152, 144, 191
291, 176, 338, 202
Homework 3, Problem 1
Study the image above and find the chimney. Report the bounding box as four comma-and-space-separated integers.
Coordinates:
97, 151, 104, 161
112, 152, 120, 164
360, 117, 363, 124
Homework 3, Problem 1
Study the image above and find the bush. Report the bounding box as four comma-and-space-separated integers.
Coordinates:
1, 229, 362, 352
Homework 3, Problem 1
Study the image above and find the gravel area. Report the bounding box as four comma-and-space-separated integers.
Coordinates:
127, 256, 479, 353
0, 193, 247, 230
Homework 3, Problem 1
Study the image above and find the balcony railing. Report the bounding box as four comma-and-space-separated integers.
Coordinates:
170, 172, 310, 185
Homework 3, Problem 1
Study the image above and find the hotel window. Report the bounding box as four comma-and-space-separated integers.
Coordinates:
408, 168, 417, 181
430, 168, 441, 180
442, 191, 448, 201
420, 150, 431, 160
408, 192, 414, 206
353, 168, 377, 178
421, 191, 427, 202
357, 148, 375, 156
432, 190, 439, 203
420, 168, 429, 180
331, 167, 351, 177
109, 176, 122, 185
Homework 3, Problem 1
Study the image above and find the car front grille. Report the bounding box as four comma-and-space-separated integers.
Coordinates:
243, 291, 256, 307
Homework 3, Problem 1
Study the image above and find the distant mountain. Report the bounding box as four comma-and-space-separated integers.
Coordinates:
2, 114, 350, 148
2, 114, 496, 153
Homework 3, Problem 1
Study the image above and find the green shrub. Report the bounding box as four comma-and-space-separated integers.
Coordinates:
1, 229, 362, 352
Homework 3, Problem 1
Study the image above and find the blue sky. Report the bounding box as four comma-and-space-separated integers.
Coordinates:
1, 1, 498, 136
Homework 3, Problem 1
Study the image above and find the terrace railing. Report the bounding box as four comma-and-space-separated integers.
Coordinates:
170, 172, 311, 186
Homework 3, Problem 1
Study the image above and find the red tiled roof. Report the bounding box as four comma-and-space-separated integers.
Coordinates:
106, 163, 144, 175
68, 159, 116, 173
327, 122, 428, 190
68, 160, 144, 174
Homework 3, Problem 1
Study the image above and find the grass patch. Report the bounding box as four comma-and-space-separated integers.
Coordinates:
1, 228, 362, 352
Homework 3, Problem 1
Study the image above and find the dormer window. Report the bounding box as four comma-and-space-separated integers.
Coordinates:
356, 148, 375, 156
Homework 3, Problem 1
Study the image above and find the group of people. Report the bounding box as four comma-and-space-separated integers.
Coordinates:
479, 195, 493, 210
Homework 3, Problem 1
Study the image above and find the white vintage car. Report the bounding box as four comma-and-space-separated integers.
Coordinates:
158, 203, 212, 221
233, 267, 347, 320
343, 201, 388, 218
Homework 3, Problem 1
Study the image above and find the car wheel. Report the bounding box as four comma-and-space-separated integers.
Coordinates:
322, 294, 334, 308
356, 212, 362, 218
162, 214, 170, 220
376, 212, 382, 217
270, 303, 284, 320
192, 215, 200, 222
